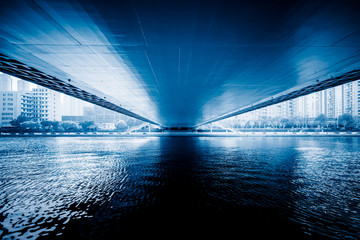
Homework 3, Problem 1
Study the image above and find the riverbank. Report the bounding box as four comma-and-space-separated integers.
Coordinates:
1, 131, 360, 137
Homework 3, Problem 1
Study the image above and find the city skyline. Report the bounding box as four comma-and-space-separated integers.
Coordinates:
1, 72, 89, 127
226, 80, 360, 123
1, 71, 360, 128
0, 72, 136, 128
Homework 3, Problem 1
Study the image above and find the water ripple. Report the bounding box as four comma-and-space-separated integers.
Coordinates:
0, 137, 359, 239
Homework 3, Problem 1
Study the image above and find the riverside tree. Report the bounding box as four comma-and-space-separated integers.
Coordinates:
10, 113, 30, 130
59, 121, 80, 132
115, 120, 127, 131
40, 120, 53, 131
80, 121, 97, 132
20, 121, 41, 132
339, 113, 355, 130
315, 114, 327, 128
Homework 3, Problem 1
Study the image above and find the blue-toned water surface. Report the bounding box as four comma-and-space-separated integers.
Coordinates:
0, 137, 359, 239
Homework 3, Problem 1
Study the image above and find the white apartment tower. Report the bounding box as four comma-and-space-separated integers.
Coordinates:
0, 91, 22, 127
32, 87, 61, 122
353, 80, 360, 116
0, 85, 61, 127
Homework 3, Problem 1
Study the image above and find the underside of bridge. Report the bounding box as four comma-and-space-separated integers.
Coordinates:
1, 0, 360, 128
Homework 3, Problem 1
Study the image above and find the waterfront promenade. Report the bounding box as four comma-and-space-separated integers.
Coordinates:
1, 131, 359, 137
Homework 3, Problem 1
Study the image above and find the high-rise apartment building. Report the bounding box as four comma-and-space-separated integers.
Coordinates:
0, 91, 23, 127
353, 80, 360, 116
0, 85, 61, 127
334, 85, 343, 118
325, 88, 335, 118
343, 83, 353, 115
325, 81, 359, 118
292, 96, 306, 118
280, 101, 293, 118
290, 80, 360, 119
317, 90, 327, 117
21, 92, 34, 119
238, 80, 360, 122
31, 87, 61, 122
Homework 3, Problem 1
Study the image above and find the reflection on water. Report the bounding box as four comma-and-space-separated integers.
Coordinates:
0, 137, 359, 239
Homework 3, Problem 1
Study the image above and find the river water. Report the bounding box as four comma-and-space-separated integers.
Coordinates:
0, 136, 359, 239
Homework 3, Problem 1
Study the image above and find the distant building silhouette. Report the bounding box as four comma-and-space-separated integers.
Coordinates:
17, 79, 31, 91
0, 74, 13, 91
227, 80, 360, 123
